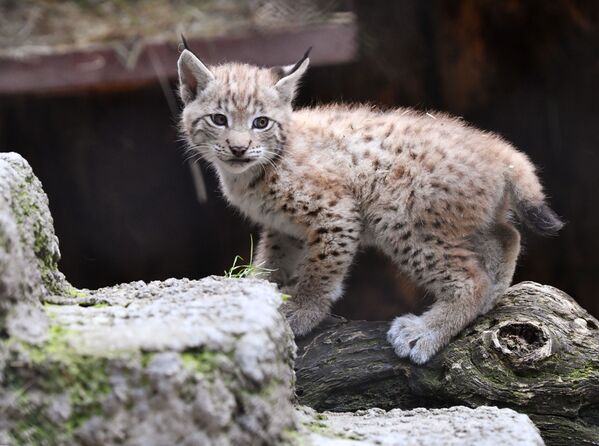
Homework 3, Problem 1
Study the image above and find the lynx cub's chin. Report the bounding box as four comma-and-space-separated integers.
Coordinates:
177, 46, 563, 364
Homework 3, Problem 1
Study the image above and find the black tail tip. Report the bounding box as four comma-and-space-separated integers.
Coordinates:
522, 204, 565, 236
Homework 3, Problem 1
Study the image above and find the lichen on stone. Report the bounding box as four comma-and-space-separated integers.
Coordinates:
4, 324, 112, 444
3, 274, 297, 445
0, 153, 70, 344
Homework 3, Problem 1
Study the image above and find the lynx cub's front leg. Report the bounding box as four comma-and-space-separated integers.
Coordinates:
282, 211, 361, 336
254, 229, 304, 288
387, 258, 492, 364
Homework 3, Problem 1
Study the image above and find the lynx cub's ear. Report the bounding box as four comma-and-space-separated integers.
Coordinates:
177, 49, 214, 104
274, 47, 311, 103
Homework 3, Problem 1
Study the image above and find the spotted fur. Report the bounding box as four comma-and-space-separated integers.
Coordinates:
177, 49, 563, 364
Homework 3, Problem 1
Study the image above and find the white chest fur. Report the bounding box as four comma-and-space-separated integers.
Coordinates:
218, 169, 305, 239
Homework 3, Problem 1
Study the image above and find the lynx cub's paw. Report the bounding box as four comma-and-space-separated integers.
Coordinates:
387, 314, 442, 364
280, 299, 325, 337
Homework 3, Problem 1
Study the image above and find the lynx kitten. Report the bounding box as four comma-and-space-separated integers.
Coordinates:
177, 46, 563, 364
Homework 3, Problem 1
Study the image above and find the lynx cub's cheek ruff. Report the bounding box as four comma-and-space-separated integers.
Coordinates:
177, 46, 563, 365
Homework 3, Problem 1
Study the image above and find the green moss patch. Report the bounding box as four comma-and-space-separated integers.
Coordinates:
7, 167, 67, 295
567, 362, 599, 381
179, 349, 237, 387
65, 286, 90, 299
5, 323, 111, 444
304, 419, 364, 441
181, 350, 224, 376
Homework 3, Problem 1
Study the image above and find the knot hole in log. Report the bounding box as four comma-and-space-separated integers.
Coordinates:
484, 321, 553, 370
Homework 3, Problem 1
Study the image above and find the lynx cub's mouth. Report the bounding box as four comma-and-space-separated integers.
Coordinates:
219, 156, 257, 174
226, 158, 252, 165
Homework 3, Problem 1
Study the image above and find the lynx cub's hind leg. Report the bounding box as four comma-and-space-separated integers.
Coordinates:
472, 193, 522, 314
478, 221, 521, 314
388, 253, 491, 364
254, 230, 305, 288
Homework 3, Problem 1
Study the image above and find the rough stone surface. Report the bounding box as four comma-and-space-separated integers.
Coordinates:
298, 406, 545, 446
0, 153, 298, 445
0, 152, 68, 341
3, 276, 296, 445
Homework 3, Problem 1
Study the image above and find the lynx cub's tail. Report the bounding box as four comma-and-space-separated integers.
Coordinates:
506, 151, 564, 236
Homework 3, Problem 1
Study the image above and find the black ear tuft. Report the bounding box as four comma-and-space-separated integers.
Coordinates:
303, 46, 313, 59
181, 33, 190, 52
288, 46, 312, 76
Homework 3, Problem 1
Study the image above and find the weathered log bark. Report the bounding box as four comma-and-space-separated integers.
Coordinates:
295, 282, 599, 446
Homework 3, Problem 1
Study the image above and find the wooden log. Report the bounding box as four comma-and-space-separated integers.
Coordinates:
295, 282, 599, 446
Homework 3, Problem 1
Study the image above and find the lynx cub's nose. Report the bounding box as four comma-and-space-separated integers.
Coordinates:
228, 145, 249, 157
226, 132, 251, 157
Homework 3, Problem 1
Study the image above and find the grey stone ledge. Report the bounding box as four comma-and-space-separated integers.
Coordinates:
299, 405, 545, 446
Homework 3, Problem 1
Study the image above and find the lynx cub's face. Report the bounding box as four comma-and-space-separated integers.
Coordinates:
178, 49, 309, 174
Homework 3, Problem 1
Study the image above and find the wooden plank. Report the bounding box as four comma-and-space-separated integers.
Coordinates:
0, 23, 356, 96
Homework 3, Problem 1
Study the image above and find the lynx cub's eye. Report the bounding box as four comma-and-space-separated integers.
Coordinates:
210, 114, 228, 127
252, 116, 270, 130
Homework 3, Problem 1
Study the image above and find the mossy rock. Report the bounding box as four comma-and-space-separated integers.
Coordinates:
0, 153, 69, 342
3, 277, 296, 445
0, 153, 296, 445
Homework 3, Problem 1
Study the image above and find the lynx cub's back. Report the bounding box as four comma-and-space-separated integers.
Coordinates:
177, 47, 563, 364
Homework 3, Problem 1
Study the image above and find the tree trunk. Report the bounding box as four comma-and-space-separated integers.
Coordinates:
294, 282, 599, 446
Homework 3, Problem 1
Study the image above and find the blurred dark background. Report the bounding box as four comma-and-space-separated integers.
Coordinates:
1, 0, 597, 319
